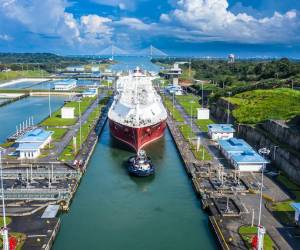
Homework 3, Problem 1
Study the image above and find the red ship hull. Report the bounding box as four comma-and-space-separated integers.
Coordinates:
109, 119, 167, 152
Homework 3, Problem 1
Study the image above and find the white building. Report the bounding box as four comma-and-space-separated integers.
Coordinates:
61, 107, 75, 119
82, 88, 98, 98
197, 108, 210, 120
218, 138, 269, 172
16, 128, 53, 159
208, 124, 235, 141
66, 66, 85, 72
54, 79, 77, 91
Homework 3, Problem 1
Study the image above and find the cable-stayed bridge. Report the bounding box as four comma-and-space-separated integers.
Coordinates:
97, 45, 168, 58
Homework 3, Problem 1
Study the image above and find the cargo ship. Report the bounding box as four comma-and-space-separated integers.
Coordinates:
108, 67, 167, 152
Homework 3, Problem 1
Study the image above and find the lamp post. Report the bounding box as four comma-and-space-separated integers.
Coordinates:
273, 145, 279, 161
190, 100, 194, 139
227, 92, 232, 124
172, 92, 175, 117
48, 81, 52, 117
78, 101, 82, 148
257, 147, 270, 250
0, 150, 9, 250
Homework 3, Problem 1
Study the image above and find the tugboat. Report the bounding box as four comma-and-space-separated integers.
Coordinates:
128, 150, 155, 177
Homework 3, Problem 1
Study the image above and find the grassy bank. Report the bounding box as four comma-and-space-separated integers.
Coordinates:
162, 96, 184, 122
175, 94, 201, 116
179, 124, 195, 140
51, 128, 68, 141
41, 97, 95, 127
191, 145, 212, 161
0, 70, 49, 81
226, 88, 300, 124
178, 124, 212, 160
195, 119, 214, 132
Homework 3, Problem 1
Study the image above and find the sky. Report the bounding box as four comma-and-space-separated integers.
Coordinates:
0, 0, 300, 57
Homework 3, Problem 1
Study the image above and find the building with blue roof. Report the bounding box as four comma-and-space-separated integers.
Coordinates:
208, 124, 235, 141
16, 128, 53, 159
218, 138, 251, 158
82, 87, 98, 98
218, 137, 268, 172
54, 79, 77, 91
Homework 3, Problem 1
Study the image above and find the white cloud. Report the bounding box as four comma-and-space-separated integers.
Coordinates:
116, 18, 152, 30
0, 34, 12, 41
91, 0, 136, 10
79, 15, 113, 45
0, 0, 114, 47
80, 15, 112, 34
160, 0, 300, 43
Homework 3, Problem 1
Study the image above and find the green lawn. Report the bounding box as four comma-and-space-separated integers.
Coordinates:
176, 94, 201, 117
0, 70, 49, 81
0, 217, 11, 227
239, 226, 275, 250
162, 97, 184, 122
195, 119, 214, 132
51, 128, 68, 141
178, 124, 195, 140
226, 88, 300, 124
41, 97, 95, 127
191, 145, 212, 161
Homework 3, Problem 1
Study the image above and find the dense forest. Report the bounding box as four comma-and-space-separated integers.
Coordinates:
0, 53, 106, 72
152, 58, 300, 100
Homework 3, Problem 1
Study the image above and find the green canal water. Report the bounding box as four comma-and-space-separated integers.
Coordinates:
0, 96, 65, 143
53, 123, 217, 250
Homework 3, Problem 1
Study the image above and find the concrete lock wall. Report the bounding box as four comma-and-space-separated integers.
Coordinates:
238, 124, 300, 185
261, 120, 300, 152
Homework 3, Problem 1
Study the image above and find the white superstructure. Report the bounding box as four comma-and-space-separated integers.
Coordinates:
108, 67, 167, 128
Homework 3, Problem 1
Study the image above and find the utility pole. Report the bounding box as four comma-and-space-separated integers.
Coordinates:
48, 81, 52, 117
0, 151, 9, 250
257, 147, 270, 250
201, 81, 204, 107
190, 100, 194, 139
188, 59, 191, 80
172, 92, 175, 117
273, 145, 279, 161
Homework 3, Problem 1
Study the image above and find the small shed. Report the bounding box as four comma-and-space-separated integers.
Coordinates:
61, 107, 75, 119
197, 108, 210, 120
208, 124, 235, 140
